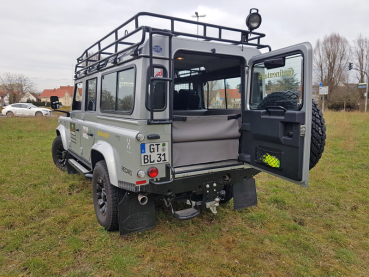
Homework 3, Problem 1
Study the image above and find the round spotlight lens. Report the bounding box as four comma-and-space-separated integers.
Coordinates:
246, 13, 262, 30
136, 133, 145, 142
137, 170, 146, 178
148, 167, 159, 178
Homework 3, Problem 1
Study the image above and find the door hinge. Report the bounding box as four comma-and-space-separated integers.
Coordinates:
300, 125, 306, 137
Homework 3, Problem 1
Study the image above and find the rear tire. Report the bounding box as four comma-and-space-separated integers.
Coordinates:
6, 111, 14, 117
309, 99, 326, 169
52, 136, 68, 171
257, 90, 300, 110
92, 160, 125, 231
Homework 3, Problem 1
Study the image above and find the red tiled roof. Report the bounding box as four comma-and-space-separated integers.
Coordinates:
40, 85, 79, 98
0, 90, 18, 96
217, 89, 241, 99
30, 92, 41, 100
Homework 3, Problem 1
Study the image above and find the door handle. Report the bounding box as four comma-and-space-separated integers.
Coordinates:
87, 132, 93, 137
75, 129, 80, 132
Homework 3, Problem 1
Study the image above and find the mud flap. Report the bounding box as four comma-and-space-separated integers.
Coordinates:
233, 178, 257, 210
118, 192, 156, 236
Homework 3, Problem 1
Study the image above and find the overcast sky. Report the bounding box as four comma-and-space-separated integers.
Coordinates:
1, 0, 368, 92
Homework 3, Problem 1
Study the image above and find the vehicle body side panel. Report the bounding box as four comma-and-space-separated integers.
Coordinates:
56, 124, 68, 151
91, 140, 121, 187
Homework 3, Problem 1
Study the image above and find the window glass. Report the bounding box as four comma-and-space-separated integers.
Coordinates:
147, 67, 166, 111
101, 72, 116, 111
101, 68, 135, 113
72, 83, 83, 110
86, 78, 97, 111
20, 104, 28, 109
204, 77, 241, 109
13, 104, 21, 108
117, 70, 134, 112
174, 82, 204, 110
250, 53, 303, 110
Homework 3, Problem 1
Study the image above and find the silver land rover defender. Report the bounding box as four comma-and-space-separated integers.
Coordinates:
51, 10, 326, 235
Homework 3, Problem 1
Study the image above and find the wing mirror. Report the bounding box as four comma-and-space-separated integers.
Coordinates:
49, 96, 70, 117
50, 96, 60, 110
264, 57, 285, 69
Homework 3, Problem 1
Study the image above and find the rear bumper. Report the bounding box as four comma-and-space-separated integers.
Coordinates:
138, 167, 260, 196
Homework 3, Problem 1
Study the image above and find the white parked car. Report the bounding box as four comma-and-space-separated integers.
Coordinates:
1, 103, 52, 117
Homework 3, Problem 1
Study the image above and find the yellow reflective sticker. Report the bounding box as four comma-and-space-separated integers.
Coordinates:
262, 154, 280, 168
98, 130, 110, 139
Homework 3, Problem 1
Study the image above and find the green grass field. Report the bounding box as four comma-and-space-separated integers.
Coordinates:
0, 112, 368, 276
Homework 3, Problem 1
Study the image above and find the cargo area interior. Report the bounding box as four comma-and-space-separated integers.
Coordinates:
171, 52, 244, 170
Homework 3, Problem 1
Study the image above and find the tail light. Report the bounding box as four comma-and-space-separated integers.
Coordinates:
148, 167, 158, 178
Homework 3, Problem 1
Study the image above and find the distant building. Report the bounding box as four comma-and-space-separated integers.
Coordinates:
20, 92, 41, 103
209, 89, 241, 109
0, 91, 19, 106
40, 85, 81, 106
0, 91, 7, 106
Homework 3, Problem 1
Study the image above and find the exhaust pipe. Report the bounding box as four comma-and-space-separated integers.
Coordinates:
138, 193, 148, 205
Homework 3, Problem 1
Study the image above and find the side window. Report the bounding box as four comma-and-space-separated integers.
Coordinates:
72, 83, 83, 111
250, 53, 303, 110
204, 77, 241, 109
13, 104, 21, 108
101, 68, 135, 113
21, 104, 28, 109
117, 70, 134, 112
86, 78, 97, 112
147, 67, 166, 111
101, 72, 116, 111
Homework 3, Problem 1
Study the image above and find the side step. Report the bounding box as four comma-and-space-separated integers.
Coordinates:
173, 208, 199, 220
68, 159, 91, 177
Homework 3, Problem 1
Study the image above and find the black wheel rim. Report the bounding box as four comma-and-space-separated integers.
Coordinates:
56, 144, 67, 167
96, 177, 107, 216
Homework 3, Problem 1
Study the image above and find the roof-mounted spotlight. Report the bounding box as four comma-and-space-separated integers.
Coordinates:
246, 8, 262, 31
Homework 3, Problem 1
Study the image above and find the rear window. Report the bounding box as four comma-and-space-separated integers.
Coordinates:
146, 67, 167, 111
204, 77, 241, 110
250, 53, 303, 110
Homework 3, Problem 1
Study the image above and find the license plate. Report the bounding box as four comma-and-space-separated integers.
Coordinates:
141, 142, 169, 165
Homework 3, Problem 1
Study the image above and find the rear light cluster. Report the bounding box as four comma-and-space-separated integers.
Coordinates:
136, 167, 159, 185
148, 167, 158, 178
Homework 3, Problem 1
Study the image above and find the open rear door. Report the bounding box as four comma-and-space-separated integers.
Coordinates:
239, 43, 312, 187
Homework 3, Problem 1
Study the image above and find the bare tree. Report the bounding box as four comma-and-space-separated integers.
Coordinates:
313, 33, 351, 109
352, 34, 369, 83
0, 72, 36, 104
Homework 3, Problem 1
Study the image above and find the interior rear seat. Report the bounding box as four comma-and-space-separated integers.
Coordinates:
177, 89, 200, 110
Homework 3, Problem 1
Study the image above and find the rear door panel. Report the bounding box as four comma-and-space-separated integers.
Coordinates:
240, 43, 312, 187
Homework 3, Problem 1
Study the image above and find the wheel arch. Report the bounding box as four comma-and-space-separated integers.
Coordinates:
91, 140, 121, 187
56, 125, 68, 150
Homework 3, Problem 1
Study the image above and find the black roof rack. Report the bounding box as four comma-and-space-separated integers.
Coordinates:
75, 12, 271, 78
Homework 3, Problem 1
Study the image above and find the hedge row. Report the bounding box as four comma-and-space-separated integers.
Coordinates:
26, 101, 51, 107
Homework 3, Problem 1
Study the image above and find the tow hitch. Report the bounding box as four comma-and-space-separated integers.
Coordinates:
206, 197, 220, 214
